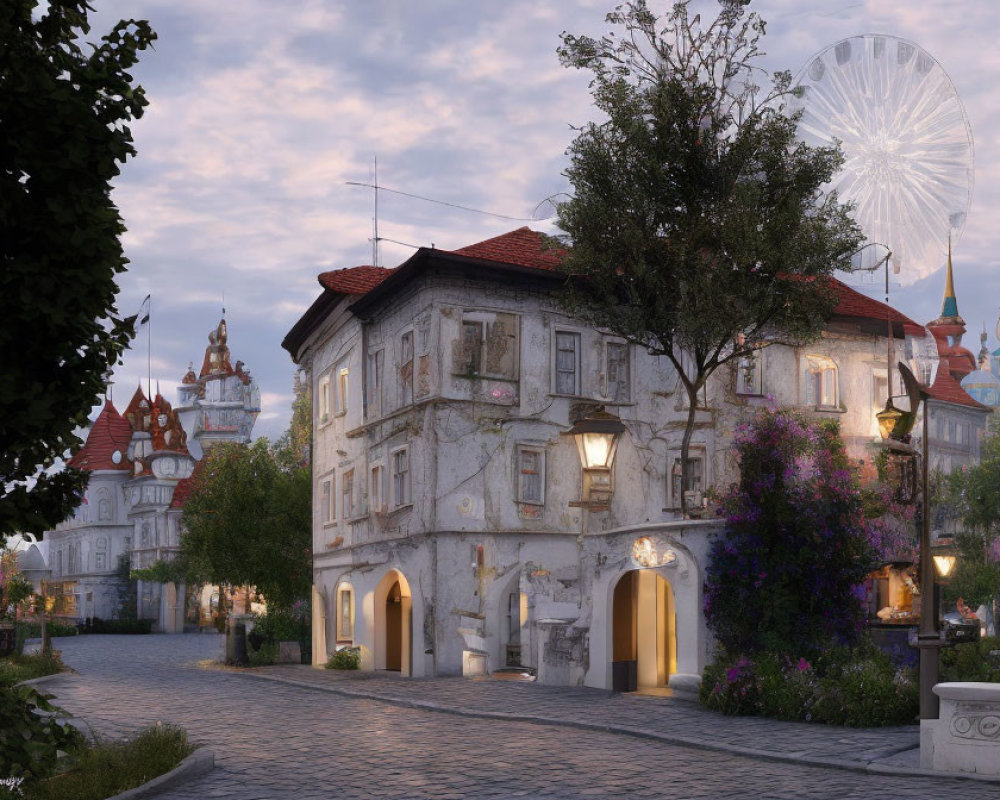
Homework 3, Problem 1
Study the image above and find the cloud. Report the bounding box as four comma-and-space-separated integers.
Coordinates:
68, 0, 1000, 442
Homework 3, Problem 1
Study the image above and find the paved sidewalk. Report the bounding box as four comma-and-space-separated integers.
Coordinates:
246, 663, 958, 781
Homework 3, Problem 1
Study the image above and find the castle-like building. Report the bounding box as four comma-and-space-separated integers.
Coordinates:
43, 318, 260, 631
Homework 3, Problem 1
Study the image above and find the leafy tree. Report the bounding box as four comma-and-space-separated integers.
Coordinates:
180, 440, 311, 609
945, 420, 1000, 625
556, 1, 862, 514
0, 2, 155, 542
273, 371, 311, 471
704, 410, 878, 657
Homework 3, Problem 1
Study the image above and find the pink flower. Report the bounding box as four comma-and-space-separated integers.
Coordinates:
796, 657, 810, 672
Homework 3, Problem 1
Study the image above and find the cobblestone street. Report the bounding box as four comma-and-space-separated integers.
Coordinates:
40, 634, 1000, 799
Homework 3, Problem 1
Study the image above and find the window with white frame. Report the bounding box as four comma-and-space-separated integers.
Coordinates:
806, 355, 839, 408
369, 464, 384, 513
554, 330, 581, 395
669, 452, 705, 508
320, 475, 335, 524
516, 446, 545, 505
336, 584, 354, 643
400, 331, 414, 405
391, 448, 410, 507
318, 374, 331, 423
342, 469, 355, 519
454, 311, 520, 379
365, 350, 383, 418
736, 351, 764, 395
335, 365, 349, 414
605, 341, 630, 402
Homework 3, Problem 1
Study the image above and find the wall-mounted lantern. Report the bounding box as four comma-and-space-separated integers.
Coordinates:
564, 406, 625, 509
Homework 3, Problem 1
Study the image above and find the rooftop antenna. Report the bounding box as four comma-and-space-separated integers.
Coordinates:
373, 156, 380, 267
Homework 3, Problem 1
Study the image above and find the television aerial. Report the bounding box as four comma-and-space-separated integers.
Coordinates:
787, 34, 974, 285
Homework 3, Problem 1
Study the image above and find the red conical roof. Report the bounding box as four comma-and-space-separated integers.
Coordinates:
68, 400, 133, 472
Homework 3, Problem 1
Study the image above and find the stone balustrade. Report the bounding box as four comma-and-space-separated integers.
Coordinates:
921, 682, 1000, 775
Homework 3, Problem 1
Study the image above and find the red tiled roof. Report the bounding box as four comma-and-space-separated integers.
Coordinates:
68, 400, 133, 472
926, 366, 990, 410
319, 265, 394, 295
831, 281, 921, 330
450, 226, 565, 271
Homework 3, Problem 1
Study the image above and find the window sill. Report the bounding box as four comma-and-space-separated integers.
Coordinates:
811, 405, 846, 414
322, 521, 338, 529
517, 500, 545, 508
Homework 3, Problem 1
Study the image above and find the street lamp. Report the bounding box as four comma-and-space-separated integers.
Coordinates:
564, 406, 626, 509
888, 362, 946, 721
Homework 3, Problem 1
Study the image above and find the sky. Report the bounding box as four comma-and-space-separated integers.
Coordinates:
85, 0, 1000, 442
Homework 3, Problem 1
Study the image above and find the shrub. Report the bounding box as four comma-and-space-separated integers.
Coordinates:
326, 647, 361, 670
81, 617, 153, 635
701, 640, 918, 727
0, 651, 67, 688
0, 684, 83, 782
247, 640, 277, 667
704, 411, 878, 658
16, 621, 78, 639
22, 724, 193, 800
940, 636, 1000, 683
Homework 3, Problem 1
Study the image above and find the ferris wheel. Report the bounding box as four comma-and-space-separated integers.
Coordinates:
787, 34, 974, 282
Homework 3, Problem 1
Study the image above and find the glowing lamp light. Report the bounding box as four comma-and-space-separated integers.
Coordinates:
932, 555, 956, 579
564, 407, 626, 508
876, 401, 904, 441
566, 409, 625, 470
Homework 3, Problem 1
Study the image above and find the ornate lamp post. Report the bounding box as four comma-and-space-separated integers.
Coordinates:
564, 407, 626, 510
879, 362, 946, 720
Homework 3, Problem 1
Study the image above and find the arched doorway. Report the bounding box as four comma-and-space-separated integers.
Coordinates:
385, 580, 403, 670
374, 569, 412, 675
611, 570, 676, 692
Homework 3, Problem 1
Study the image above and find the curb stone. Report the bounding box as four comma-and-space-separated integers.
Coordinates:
237, 668, 1000, 785
106, 749, 215, 800
16, 672, 216, 799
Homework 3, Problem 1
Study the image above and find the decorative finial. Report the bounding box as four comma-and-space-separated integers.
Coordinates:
940, 234, 959, 319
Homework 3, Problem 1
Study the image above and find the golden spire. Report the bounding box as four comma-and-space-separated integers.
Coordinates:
941, 234, 959, 319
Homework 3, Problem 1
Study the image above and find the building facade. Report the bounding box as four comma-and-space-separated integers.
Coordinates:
285, 227, 982, 689
44, 317, 260, 631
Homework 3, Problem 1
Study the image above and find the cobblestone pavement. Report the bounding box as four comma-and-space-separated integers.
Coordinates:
42, 634, 998, 799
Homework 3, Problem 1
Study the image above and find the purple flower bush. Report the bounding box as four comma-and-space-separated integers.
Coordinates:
700, 411, 918, 726
704, 410, 878, 657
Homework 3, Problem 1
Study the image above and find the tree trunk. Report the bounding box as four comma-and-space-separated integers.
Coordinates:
679, 381, 702, 518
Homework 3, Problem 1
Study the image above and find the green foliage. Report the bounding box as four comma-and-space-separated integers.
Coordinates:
0, 2, 156, 542
940, 636, 1000, 683
0, 684, 84, 781
274, 371, 312, 471
247, 640, 278, 667
944, 419, 1000, 618
701, 641, 918, 727
182, 440, 311, 608
15, 621, 78, 640
253, 603, 309, 644
22, 724, 192, 800
326, 647, 361, 670
81, 617, 152, 635
130, 558, 193, 586
1, 549, 34, 620
0, 651, 66, 688
556, 1, 862, 514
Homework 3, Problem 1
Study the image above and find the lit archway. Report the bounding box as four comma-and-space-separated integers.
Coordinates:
611, 570, 676, 693
374, 569, 412, 675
